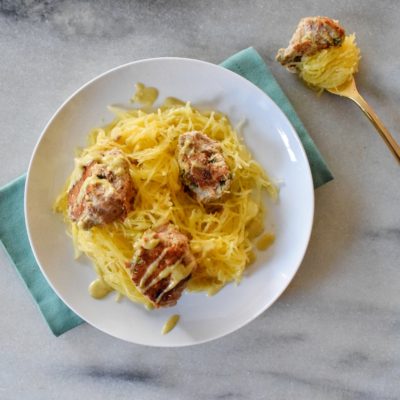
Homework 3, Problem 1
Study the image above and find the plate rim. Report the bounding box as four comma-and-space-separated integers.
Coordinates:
24, 56, 315, 346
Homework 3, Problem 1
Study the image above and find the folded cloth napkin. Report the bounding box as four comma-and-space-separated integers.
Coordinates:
0, 175, 84, 335
0, 47, 333, 336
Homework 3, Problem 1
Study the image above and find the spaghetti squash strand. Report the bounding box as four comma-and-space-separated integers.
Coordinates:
54, 104, 276, 304
298, 34, 360, 90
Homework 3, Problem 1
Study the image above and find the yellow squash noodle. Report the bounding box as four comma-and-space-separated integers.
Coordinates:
298, 34, 361, 90
54, 103, 277, 307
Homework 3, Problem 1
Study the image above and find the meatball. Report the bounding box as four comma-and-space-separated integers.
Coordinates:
177, 131, 232, 203
127, 224, 196, 308
276, 16, 345, 71
68, 149, 135, 230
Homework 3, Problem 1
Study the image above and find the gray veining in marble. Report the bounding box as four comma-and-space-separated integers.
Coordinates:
1, 1, 399, 399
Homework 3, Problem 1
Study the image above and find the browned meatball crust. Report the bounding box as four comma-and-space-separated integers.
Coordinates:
177, 131, 232, 203
68, 149, 135, 229
127, 224, 196, 308
276, 16, 345, 71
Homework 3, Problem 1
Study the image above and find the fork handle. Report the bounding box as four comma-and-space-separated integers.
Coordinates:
350, 93, 400, 163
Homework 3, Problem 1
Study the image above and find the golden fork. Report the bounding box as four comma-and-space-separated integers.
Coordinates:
328, 77, 400, 163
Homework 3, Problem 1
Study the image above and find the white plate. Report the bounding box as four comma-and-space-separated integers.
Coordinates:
25, 57, 314, 346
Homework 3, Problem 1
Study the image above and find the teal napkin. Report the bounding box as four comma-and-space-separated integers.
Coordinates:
0, 48, 332, 336
0, 175, 84, 335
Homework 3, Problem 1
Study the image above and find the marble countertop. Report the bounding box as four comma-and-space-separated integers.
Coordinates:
1, 1, 399, 399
